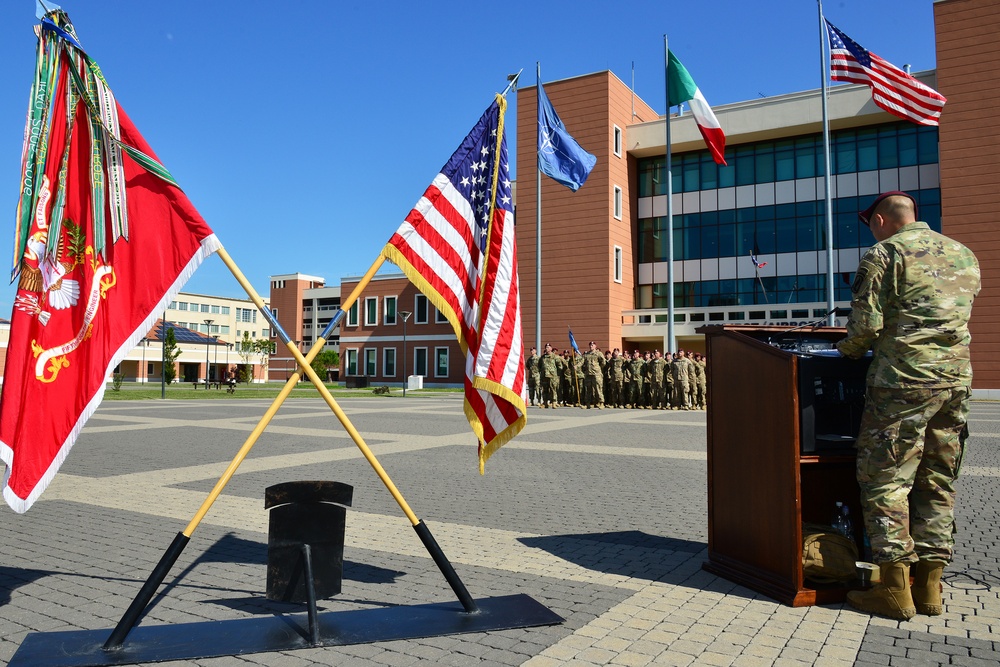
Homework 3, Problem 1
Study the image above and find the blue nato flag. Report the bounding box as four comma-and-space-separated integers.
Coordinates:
537, 81, 596, 192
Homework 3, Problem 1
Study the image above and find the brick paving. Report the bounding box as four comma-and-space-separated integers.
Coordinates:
0, 395, 997, 666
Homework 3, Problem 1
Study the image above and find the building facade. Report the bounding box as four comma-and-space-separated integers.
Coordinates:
266, 273, 341, 381
515, 1, 997, 393
336, 273, 464, 388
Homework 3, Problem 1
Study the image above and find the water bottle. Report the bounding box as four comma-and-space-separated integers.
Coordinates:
832, 501, 844, 535
840, 503, 854, 540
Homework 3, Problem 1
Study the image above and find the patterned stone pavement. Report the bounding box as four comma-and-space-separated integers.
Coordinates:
0, 395, 997, 666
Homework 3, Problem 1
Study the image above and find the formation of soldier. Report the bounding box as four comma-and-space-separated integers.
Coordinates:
525, 343, 707, 410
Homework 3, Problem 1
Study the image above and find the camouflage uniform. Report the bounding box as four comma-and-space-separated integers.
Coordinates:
647, 354, 667, 409
539, 349, 562, 408
663, 355, 674, 407
606, 352, 626, 408
671, 354, 691, 409
626, 354, 645, 408
694, 356, 707, 409
838, 220, 980, 565
526, 351, 540, 406
582, 345, 606, 408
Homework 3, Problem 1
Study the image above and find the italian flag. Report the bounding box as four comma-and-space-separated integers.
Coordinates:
668, 51, 727, 165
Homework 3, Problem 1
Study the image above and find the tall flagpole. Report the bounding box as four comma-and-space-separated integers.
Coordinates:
535, 62, 543, 351
664, 35, 676, 353
535, 60, 542, 350
819, 0, 836, 325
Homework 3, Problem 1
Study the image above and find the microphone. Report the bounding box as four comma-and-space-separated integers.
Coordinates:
767, 307, 851, 352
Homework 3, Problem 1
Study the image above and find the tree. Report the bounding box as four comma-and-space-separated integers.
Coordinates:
236, 332, 256, 383
312, 349, 340, 382
163, 327, 181, 384
255, 338, 274, 381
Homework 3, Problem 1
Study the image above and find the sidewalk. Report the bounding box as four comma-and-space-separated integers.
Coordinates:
0, 397, 997, 666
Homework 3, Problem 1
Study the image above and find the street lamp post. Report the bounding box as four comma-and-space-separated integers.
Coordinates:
400, 310, 412, 397
140, 338, 147, 384
204, 319, 214, 387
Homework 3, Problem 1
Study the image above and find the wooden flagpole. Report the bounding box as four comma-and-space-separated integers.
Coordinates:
105, 247, 479, 651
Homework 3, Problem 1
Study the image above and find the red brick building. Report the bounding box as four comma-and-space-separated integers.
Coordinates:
336, 273, 464, 387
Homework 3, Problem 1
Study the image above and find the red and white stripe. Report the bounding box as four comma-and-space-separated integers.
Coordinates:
830, 51, 946, 126
384, 172, 526, 471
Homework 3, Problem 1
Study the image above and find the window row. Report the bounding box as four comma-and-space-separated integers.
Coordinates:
343, 347, 450, 378
637, 122, 939, 196
172, 322, 232, 336
169, 301, 231, 315
637, 190, 940, 261
637, 272, 855, 309
345, 294, 449, 327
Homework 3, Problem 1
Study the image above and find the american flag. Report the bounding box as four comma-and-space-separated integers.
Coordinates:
382, 95, 526, 472
825, 19, 946, 127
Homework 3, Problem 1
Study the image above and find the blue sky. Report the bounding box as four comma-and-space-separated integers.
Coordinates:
0, 1, 939, 316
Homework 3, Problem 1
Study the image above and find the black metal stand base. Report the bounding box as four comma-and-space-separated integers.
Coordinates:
9, 594, 563, 667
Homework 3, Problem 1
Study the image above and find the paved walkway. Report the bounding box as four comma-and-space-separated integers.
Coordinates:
1, 396, 997, 666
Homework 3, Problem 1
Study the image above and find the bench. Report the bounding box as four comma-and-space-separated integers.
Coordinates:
192, 380, 232, 391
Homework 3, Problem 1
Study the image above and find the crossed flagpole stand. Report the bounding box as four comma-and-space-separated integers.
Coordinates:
11, 247, 560, 667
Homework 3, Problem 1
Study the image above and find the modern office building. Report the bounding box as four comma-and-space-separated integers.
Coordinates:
258, 0, 996, 394
511, 0, 998, 394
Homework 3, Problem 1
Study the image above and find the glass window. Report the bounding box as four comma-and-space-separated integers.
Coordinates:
364, 297, 378, 326
221, 306, 230, 315
383, 348, 396, 377
346, 349, 358, 375
211, 305, 220, 314
613, 125, 622, 157
414, 347, 428, 376
435, 348, 449, 377
435, 307, 448, 324
415, 294, 428, 323
201, 304, 210, 313
346, 302, 359, 327
613, 246, 623, 283
384, 296, 397, 325
365, 349, 377, 376
613, 185, 623, 220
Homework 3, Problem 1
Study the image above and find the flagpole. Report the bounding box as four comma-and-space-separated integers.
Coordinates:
216, 247, 479, 613
535, 62, 543, 351
819, 0, 836, 325
664, 35, 676, 353
106, 249, 480, 649
103, 254, 395, 649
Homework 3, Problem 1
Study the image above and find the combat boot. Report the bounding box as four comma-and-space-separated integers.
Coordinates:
846, 561, 916, 620
912, 560, 945, 616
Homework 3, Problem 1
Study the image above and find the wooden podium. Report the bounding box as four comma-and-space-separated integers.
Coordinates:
699, 325, 869, 606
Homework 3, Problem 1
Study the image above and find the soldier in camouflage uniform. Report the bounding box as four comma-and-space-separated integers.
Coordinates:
647, 350, 668, 409
694, 353, 708, 409
837, 192, 981, 621
663, 352, 674, 408
671, 349, 691, 410
539, 343, 562, 409
526, 347, 540, 407
626, 350, 645, 408
582, 341, 606, 408
606, 349, 626, 408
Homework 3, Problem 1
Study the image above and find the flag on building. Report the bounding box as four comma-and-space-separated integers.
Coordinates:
825, 19, 946, 126
382, 95, 526, 472
0, 9, 219, 512
668, 51, 727, 165
537, 80, 597, 192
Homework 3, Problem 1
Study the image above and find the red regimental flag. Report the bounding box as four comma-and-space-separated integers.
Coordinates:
1, 30, 218, 512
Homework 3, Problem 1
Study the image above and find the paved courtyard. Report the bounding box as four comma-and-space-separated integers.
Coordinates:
0, 395, 997, 666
